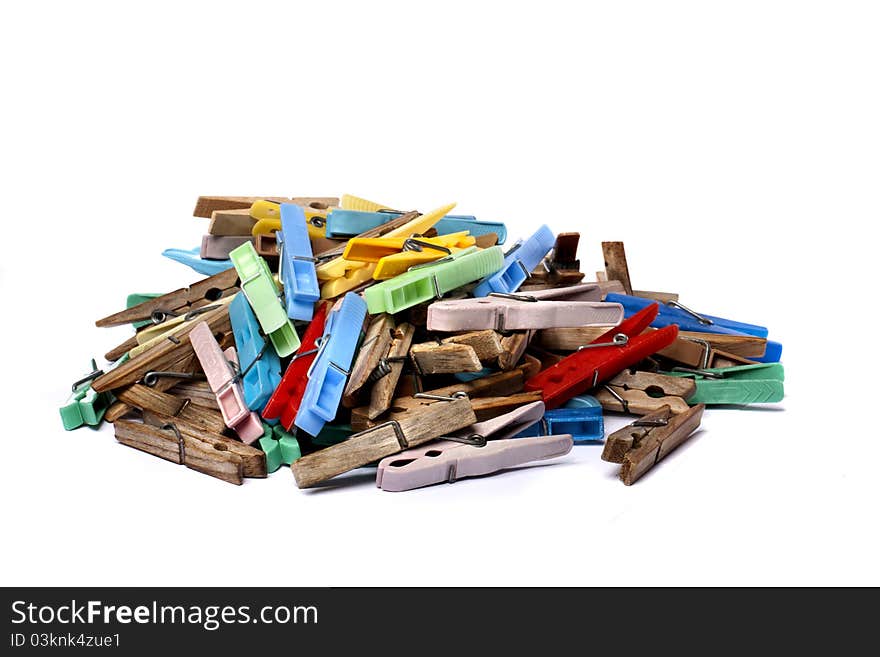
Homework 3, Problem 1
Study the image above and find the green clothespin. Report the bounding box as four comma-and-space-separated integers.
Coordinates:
258, 423, 302, 473
668, 363, 784, 405
59, 358, 125, 430
126, 293, 162, 329
313, 423, 354, 446
363, 246, 504, 314
229, 241, 300, 358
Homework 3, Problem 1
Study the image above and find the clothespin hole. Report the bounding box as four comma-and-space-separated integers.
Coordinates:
645, 386, 665, 398
204, 288, 223, 301
213, 443, 228, 452
389, 458, 417, 468
389, 406, 406, 413
309, 202, 329, 210
425, 450, 443, 458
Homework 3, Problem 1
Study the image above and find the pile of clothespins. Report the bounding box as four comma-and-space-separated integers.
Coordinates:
60, 194, 784, 490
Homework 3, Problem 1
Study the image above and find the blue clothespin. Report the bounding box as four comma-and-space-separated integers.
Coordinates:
434, 215, 508, 244
473, 225, 554, 297
604, 294, 770, 338
278, 203, 320, 321
514, 396, 604, 444
162, 247, 234, 276
294, 292, 367, 437
453, 367, 495, 382
324, 209, 398, 238
229, 293, 282, 412
747, 341, 784, 363
326, 210, 509, 244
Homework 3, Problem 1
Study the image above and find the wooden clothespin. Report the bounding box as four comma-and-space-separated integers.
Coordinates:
343, 313, 397, 407
91, 302, 232, 394
291, 394, 476, 488
593, 370, 696, 415
114, 383, 227, 434
601, 404, 705, 485
114, 417, 267, 485
549, 232, 580, 271
365, 321, 415, 420
95, 268, 239, 328
600, 241, 679, 303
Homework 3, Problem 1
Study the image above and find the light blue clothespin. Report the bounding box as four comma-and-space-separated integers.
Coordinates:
162, 247, 234, 276
229, 293, 282, 413
473, 225, 554, 297
294, 292, 367, 437
325, 210, 508, 243
324, 209, 399, 238
513, 395, 604, 444
435, 215, 508, 244
278, 203, 320, 321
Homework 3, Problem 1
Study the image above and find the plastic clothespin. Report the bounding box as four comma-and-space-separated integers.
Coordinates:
604, 294, 769, 338
524, 303, 680, 409
473, 225, 555, 297
434, 215, 507, 244
346, 232, 476, 280
363, 246, 504, 315
313, 423, 355, 446
262, 302, 329, 430
200, 235, 252, 261
60, 357, 127, 430
229, 241, 299, 358
426, 295, 624, 332
258, 423, 302, 473
602, 404, 705, 485
189, 322, 264, 443
375, 434, 573, 492
316, 203, 457, 299
161, 247, 233, 276
450, 400, 546, 442
278, 203, 320, 321
229, 293, 282, 412
340, 194, 391, 212
514, 396, 604, 443
326, 208, 508, 243
294, 293, 368, 436
324, 209, 399, 238
666, 363, 785, 405
251, 199, 330, 239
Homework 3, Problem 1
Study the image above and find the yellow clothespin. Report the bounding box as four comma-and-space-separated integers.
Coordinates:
316, 203, 457, 298
250, 200, 329, 239
340, 194, 392, 212
343, 232, 476, 280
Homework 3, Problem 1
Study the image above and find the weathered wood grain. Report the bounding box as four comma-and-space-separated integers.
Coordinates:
411, 342, 482, 374
291, 397, 476, 488
367, 322, 415, 420
343, 314, 395, 407
602, 241, 633, 295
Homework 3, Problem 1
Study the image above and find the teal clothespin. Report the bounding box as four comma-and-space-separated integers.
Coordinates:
59, 357, 127, 430
229, 241, 300, 358
313, 423, 354, 446
363, 246, 504, 315
162, 247, 234, 276
258, 423, 302, 473
667, 363, 785, 405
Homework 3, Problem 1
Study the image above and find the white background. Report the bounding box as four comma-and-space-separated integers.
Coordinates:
1, 1, 877, 586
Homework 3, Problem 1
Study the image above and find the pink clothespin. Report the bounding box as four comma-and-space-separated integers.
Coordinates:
426, 292, 624, 332
189, 321, 263, 444
376, 434, 573, 492
450, 400, 546, 443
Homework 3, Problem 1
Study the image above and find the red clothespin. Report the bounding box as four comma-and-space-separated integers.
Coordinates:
524, 304, 678, 409
261, 302, 329, 429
